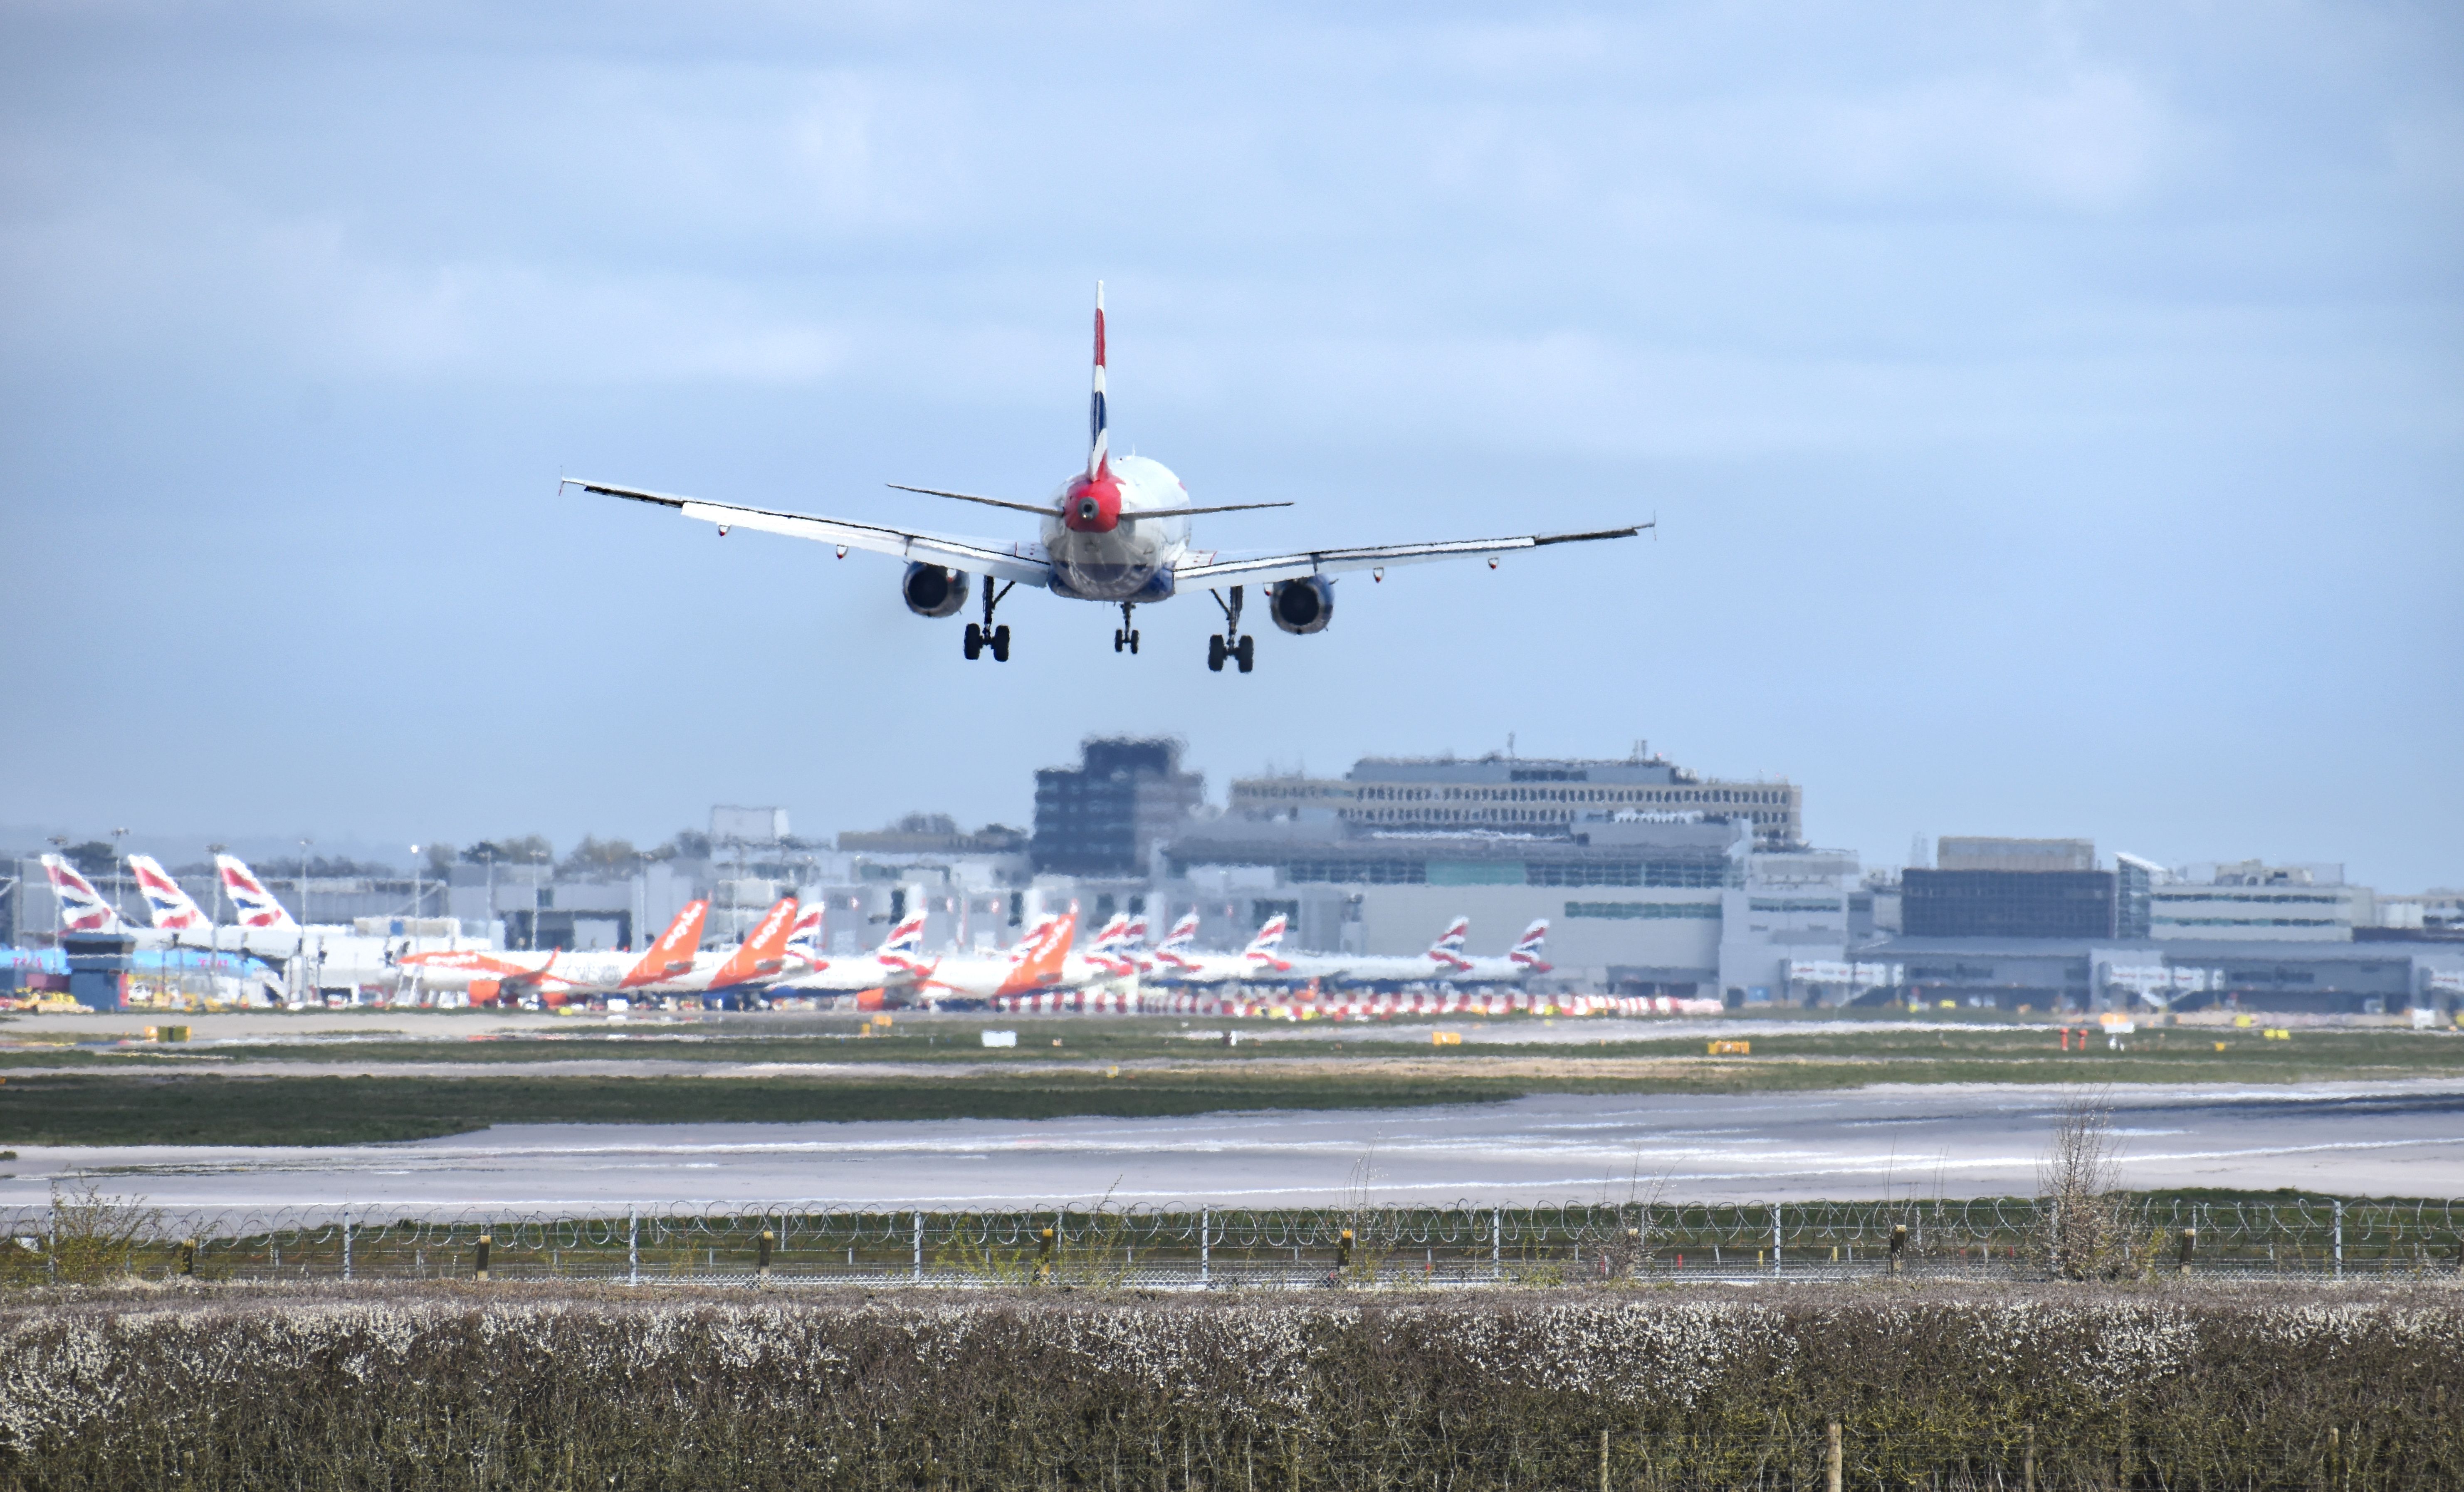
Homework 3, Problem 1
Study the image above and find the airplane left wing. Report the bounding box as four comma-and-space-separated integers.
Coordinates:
1173, 521, 1648, 588
564, 479, 1055, 588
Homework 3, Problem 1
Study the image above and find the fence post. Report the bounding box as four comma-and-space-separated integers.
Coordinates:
2023, 1424, 2036, 1492
1598, 1426, 1609, 1492
757, 1228, 773, 1284
913, 1211, 923, 1282
474, 1232, 491, 1282
1200, 1208, 1210, 1289
1889, 1223, 1906, 1274
180, 1238, 195, 1278
2178, 1227, 2196, 1275
2333, 1201, 2344, 1280
342, 1214, 352, 1284
1772, 1203, 1782, 1278
1492, 1208, 1502, 1282
1826, 1419, 1842, 1492
628, 1206, 639, 1287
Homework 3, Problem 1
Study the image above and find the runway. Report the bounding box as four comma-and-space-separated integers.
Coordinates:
6, 1079, 2458, 1223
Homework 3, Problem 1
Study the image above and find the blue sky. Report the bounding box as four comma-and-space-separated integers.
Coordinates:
2, 1, 2458, 887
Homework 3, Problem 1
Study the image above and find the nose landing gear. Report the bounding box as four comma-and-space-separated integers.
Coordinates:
1208, 587, 1254, 673
965, 578, 1014, 662
1114, 603, 1140, 655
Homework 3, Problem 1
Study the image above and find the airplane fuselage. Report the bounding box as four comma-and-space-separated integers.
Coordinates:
1040, 455, 1194, 601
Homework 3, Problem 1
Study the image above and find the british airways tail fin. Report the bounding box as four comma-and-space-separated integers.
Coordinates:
215, 855, 299, 931
878, 912, 927, 957
127, 854, 211, 931
1243, 915, 1288, 955
1157, 911, 1201, 951
1428, 916, 1471, 956
1088, 282, 1108, 481
1509, 918, 1551, 971
1088, 912, 1132, 952
41, 855, 121, 933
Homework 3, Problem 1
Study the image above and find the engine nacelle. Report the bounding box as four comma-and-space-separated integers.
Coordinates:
1268, 576, 1335, 635
902, 563, 971, 618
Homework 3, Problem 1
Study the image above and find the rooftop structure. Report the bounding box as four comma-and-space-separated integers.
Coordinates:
1031, 737, 1207, 877
1230, 747, 1803, 847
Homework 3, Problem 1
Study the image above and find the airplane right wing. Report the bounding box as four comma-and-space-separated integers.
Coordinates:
564, 479, 1055, 587
1172, 521, 1648, 588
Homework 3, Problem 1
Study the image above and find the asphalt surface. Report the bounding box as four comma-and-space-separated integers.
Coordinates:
5, 1079, 2457, 1223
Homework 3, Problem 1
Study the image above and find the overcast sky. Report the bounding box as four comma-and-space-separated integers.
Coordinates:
2, 1, 2458, 887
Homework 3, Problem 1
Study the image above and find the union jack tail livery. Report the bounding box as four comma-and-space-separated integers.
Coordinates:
40, 855, 121, 933
127, 855, 211, 931
620, 899, 710, 990
880, 912, 927, 957
1245, 915, 1288, 956
1428, 916, 1473, 971
1088, 282, 1108, 482
1508, 919, 1552, 971
1087, 912, 1132, 953
215, 855, 299, 931
1157, 912, 1201, 952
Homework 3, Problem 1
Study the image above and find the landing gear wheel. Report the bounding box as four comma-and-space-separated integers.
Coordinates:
1113, 629, 1124, 653
990, 624, 1010, 662
1207, 635, 1226, 672
964, 622, 983, 660
1236, 634, 1255, 673
1129, 630, 1140, 655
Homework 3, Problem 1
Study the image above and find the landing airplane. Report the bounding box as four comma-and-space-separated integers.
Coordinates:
563, 286, 1648, 672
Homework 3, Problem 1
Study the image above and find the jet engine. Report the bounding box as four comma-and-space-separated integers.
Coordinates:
1268, 576, 1335, 635
902, 564, 971, 618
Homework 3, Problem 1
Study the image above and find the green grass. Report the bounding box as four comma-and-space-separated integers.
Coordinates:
3, 1021, 2460, 1146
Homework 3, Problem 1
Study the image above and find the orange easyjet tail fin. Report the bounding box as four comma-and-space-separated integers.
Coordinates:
620, 900, 709, 989
706, 898, 799, 991
998, 904, 1077, 995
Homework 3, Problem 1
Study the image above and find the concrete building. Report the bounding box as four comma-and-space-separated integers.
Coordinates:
1902, 868, 2118, 939
1851, 934, 2464, 1017
1032, 738, 1208, 877
1230, 747, 1804, 848
2150, 861, 2375, 941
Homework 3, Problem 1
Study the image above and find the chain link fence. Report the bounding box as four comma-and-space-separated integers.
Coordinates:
9, 1196, 2460, 1287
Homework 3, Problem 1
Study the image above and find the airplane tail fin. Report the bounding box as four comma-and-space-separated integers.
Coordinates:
878, 911, 928, 958
620, 899, 709, 988
1243, 915, 1288, 956
1509, 918, 1550, 968
1157, 911, 1201, 951
1121, 914, 1149, 948
127, 854, 211, 931
1087, 282, 1108, 480
40, 855, 122, 933
783, 907, 825, 963
1088, 912, 1131, 953
1428, 916, 1470, 956
706, 898, 798, 991
215, 855, 299, 931
1022, 904, 1077, 984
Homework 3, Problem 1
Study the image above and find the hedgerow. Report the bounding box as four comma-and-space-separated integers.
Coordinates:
1, 1281, 2454, 1488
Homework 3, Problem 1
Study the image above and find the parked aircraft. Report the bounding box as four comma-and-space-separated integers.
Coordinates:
1145, 914, 1292, 986
891, 907, 1080, 1005
1444, 919, 1553, 984
397, 899, 714, 1005
771, 908, 927, 994
565, 287, 1648, 672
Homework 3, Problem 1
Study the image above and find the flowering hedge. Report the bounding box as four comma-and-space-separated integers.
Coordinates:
2, 1282, 2456, 1488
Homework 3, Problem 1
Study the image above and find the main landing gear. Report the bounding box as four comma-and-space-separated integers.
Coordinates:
1113, 603, 1141, 655
1208, 586, 1255, 673
964, 578, 1013, 662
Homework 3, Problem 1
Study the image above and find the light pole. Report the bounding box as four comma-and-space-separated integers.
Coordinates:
409, 845, 422, 926
111, 827, 130, 923
297, 837, 312, 927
